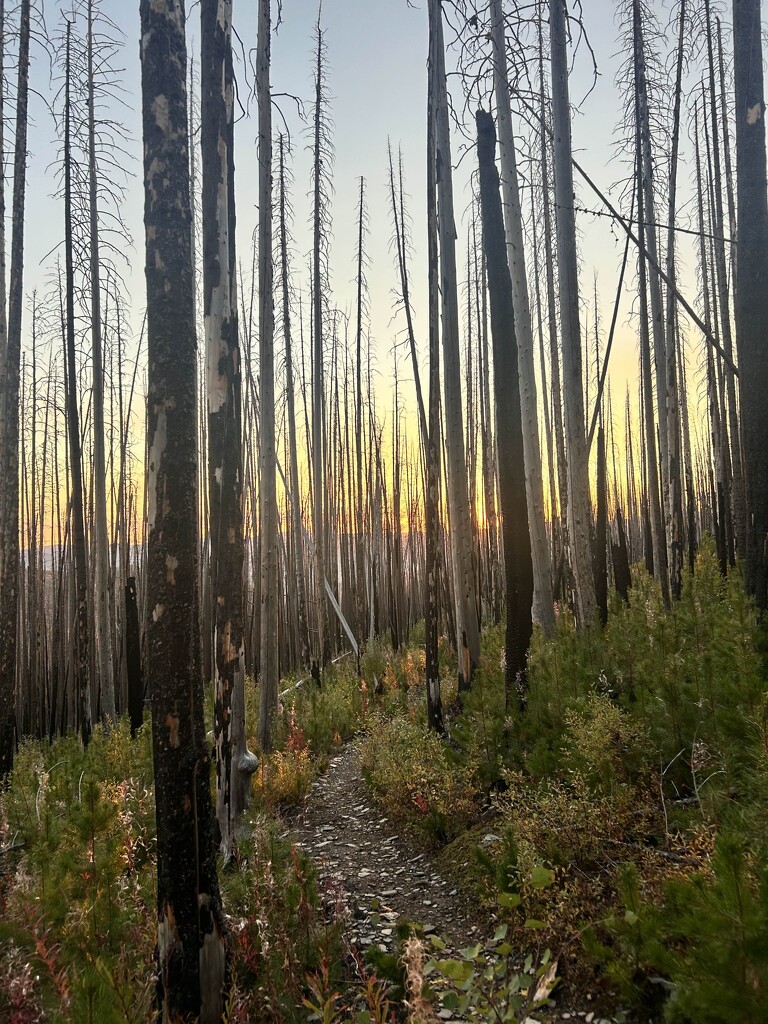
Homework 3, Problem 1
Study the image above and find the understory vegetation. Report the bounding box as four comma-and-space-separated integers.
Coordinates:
1, 542, 767, 1022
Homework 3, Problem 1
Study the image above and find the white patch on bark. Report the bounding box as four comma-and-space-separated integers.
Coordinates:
216, 2, 231, 34
147, 407, 167, 534
152, 95, 170, 134
747, 102, 762, 125
214, 465, 223, 487
206, 322, 228, 414
166, 554, 179, 585
152, 603, 165, 621
150, 0, 183, 32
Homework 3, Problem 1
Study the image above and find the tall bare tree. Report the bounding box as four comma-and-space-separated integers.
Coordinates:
489, 0, 553, 635
0, 0, 30, 775
425, 24, 443, 731
311, 15, 330, 674
63, 22, 92, 744
428, 0, 480, 688
256, 0, 279, 752
140, 0, 227, 1016
477, 108, 533, 711
86, 0, 115, 720
549, 0, 596, 625
278, 134, 310, 670
202, 0, 257, 857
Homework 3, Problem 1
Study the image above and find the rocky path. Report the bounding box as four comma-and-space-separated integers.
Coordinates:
284, 742, 488, 958
282, 742, 624, 1024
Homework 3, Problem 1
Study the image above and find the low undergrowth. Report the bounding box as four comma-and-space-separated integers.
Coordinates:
2, 540, 766, 1022
358, 540, 768, 1021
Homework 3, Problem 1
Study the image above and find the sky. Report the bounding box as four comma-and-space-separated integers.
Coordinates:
17, 0, 760, 512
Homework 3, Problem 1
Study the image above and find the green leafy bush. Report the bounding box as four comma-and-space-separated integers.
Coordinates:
360, 712, 482, 845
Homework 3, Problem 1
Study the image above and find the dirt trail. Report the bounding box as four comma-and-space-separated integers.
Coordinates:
284, 742, 487, 957
282, 742, 623, 1024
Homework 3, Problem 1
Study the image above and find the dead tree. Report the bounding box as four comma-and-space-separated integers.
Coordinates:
428, 0, 480, 688
139, 0, 227, 1017
256, 0, 279, 753
549, 0, 597, 625
63, 22, 91, 745
490, 0, 554, 635
0, 0, 30, 775
476, 108, 533, 711
733, 0, 768, 607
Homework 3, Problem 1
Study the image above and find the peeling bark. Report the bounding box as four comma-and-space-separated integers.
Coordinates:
202, 0, 257, 851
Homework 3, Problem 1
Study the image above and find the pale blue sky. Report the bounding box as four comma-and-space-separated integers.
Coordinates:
19, 0, 763, 471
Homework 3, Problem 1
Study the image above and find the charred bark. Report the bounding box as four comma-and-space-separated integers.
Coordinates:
140, 0, 227, 1017
476, 108, 533, 711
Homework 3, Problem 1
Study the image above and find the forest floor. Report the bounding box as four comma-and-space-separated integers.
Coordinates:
284, 741, 625, 1024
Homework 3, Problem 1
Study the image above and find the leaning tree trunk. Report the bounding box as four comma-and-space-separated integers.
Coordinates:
490, 0, 554, 635
428, 0, 480, 689
549, 0, 597, 625
733, 0, 768, 607
202, 0, 258, 857
476, 108, 533, 712
256, 0, 279, 754
0, 0, 29, 776
139, 0, 227, 1018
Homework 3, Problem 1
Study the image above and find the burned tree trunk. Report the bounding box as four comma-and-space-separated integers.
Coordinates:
425, 30, 443, 733
202, 0, 258, 848
0, 0, 30, 776
256, 0, 279, 754
64, 23, 92, 745
549, 0, 597, 626
733, 0, 768, 608
490, 0, 554, 635
125, 576, 143, 737
476, 108, 533, 712
87, 0, 115, 720
139, 0, 227, 1017
428, 0, 480, 689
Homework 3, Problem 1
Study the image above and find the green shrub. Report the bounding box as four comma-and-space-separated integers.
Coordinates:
585, 834, 768, 1023
223, 816, 342, 1023
0, 720, 156, 1023
360, 712, 482, 845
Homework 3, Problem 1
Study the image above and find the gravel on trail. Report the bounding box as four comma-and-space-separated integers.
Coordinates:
281, 742, 625, 1024
283, 741, 488, 957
